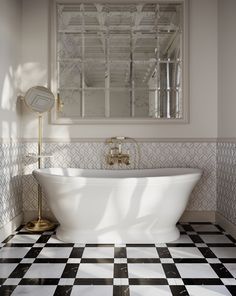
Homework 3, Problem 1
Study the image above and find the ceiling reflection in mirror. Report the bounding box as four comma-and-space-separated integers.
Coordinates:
56, 2, 184, 120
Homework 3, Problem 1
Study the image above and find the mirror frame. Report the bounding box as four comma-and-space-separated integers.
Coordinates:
49, 0, 189, 125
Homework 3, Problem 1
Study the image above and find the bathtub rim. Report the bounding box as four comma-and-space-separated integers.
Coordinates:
33, 167, 202, 184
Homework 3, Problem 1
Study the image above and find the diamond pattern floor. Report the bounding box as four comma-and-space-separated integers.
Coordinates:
0, 223, 236, 296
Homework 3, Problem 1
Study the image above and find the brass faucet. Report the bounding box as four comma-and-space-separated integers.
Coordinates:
106, 137, 130, 166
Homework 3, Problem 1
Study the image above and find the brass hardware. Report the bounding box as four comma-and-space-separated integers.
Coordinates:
25, 114, 55, 232
106, 137, 130, 166
57, 93, 64, 112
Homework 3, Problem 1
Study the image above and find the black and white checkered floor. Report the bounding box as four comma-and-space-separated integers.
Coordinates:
0, 223, 236, 296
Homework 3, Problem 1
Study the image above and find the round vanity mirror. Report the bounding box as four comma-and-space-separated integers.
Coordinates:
24, 86, 54, 114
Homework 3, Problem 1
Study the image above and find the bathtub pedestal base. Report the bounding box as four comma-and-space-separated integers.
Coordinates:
56, 226, 180, 243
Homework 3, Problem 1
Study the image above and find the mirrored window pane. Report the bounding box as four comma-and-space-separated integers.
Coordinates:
84, 90, 105, 117
58, 90, 82, 118
110, 62, 130, 87
59, 62, 81, 88
110, 89, 131, 117
84, 62, 105, 87
134, 89, 149, 117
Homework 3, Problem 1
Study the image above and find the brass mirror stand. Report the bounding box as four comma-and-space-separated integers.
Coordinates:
25, 115, 55, 232
24, 86, 56, 232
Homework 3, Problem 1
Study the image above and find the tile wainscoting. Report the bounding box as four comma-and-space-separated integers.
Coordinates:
22, 140, 217, 221
217, 141, 236, 227
0, 141, 23, 230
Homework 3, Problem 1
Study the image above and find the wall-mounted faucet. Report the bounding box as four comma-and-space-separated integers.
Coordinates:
106, 137, 130, 166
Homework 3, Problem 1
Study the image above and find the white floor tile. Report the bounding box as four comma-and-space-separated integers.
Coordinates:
186, 285, 232, 296
169, 247, 204, 258
223, 263, 236, 277
113, 278, 129, 285
176, 263, 218, 278
160, 258, 174, 263
200, 235, 232, 244
0, 247, 30, 258
21, 258, 35, 264
47, 235, 65, 244
11, 286, 56, 296
6, 235, 41, 244
129, 285, 172, 296
74, 243, 85, 247
76, 263, 113, 278
128, 263, 165, 278
24, 263, 65, 278
206, 258, 221, 264
211, 247, 236, 258
58, 278, 75, 285
192, 224, 220, 232
33, 243, 46, 248
167, 278, 184, 285
0, 264, 18, 277
155, 243, 167, 247
67, 258, 81, 264
126, 247, 158, 258
71, 285, 113, 296
114, 258, 127, 264
221, 278, 236, 285
2, 278, 21, 285
37, 247, 72, 258
82, 247, 114, 258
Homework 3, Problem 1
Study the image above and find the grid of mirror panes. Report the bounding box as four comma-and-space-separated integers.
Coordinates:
57, 3, 183, 118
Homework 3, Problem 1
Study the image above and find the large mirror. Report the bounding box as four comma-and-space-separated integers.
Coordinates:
51, 0, 188, 124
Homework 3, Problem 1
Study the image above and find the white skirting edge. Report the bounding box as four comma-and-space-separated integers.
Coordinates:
180, 210, 216, 222
216, 212, 236, 239
0, 213, 23, 242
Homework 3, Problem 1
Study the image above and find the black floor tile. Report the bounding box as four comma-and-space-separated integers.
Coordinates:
74, 278, 113, 285
25, 247, 43, 258
162, 263, 181, 278
54, 285, 73, 296
127, 258, 160, 263
183, 278, 223, 285
81, 258, 114, 263
189, 234, 204, 243
61, 264, 79, 278
69, 247, 84, 258
115, 247, 127, 258
226, 285, 236, 295
129, 278, 168, 285
0, 285, 16, 296
113, 285, 130, 296
114, 263, 128, 278
170, 285, 189, 296
19, 278, 59, 285
9, 263, 31, 278
36, 235, 51, 243
210, 263, 234, 278
156, 247, 172, 258
34, 258, 68, 263
173, 258, 207, 263
198, 247, 217, 258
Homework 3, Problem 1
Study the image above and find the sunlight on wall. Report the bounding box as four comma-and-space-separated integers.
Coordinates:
1, 68, 13, 110
21, 63, 47, 91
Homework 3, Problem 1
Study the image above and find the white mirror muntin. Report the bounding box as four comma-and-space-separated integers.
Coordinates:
25, 86, 55, 114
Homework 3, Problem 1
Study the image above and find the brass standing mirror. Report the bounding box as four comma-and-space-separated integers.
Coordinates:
24, 86, 55, 232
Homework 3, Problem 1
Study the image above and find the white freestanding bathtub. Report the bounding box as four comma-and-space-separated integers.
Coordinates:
33, 168, 202, 243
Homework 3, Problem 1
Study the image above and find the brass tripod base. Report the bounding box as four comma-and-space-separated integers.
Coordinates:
25, 219, 56, 232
